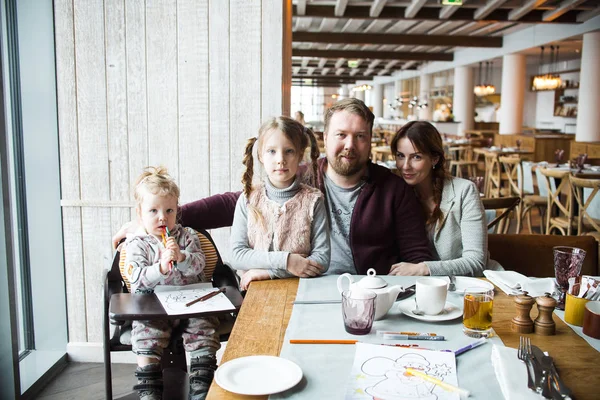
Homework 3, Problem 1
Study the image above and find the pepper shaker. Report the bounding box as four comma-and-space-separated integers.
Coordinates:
534, 293, 557, 336
511, 292, 535, 333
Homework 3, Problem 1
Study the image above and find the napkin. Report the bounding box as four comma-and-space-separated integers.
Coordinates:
483, 271, 557, 297
491, 345, 543, 400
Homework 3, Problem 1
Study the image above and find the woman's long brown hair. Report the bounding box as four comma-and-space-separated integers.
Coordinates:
390, 121, 449, 226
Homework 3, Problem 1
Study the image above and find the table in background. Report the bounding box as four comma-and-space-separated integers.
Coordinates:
206, 278, 600, 400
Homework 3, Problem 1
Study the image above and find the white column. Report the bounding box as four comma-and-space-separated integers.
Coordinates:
453, 66, 475, 135
354, 89, 365, 102
372, 84, 384, 118
499, 54, 526, 135
394, 79, 402, 102
419, 72, 432, 121
576, 31, 600, 142
339, 85, 350, 100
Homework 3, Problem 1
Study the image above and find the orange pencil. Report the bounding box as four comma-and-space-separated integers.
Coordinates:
290, 339, 357, 344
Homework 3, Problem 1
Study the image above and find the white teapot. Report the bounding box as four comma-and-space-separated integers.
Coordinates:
337, 268, 405, 320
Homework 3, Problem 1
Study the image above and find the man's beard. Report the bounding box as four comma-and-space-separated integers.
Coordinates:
328, 151, 366, 177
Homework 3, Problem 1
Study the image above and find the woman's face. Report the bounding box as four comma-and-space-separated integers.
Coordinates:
395, 137, 438, 187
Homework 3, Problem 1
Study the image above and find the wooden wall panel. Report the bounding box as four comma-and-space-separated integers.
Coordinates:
55, 0, 285, 348
261, 0, 283, 120
208, 0, 232, 257
230, 0, 262, 191
177, 0, 210, 203
54, 0, 86, 342
146, 0, 178, 177
125, 0, 148, 195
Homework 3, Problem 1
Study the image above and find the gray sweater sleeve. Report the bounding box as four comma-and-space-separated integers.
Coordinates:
229, 195, 289, 271
424, 182, 487, 277
268, 197, 331, 279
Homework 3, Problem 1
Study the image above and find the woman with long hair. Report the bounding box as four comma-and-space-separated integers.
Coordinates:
389, 121, 495, 276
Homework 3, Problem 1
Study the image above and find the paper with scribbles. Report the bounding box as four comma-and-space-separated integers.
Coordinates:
154, 282, 235, 316
345, 343, 459, 400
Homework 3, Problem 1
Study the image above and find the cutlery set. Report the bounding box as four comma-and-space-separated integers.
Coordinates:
518, 336, 573, 399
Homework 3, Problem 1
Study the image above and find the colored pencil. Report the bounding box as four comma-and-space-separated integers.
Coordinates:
405, 368, 470, 398
164, 227, 177, 270
185, 288, 226, 307
289, 339, 357, 345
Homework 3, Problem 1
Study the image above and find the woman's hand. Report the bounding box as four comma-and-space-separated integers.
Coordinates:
112, 220, 139, 249
239, 269, 271, 291
389, 262, 430, 276
286, 254, 325, 278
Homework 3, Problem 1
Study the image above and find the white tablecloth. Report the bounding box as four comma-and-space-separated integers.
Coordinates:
271, 275, 506, 399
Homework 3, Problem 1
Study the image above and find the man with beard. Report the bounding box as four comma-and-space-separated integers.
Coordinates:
113, 99, 431, 275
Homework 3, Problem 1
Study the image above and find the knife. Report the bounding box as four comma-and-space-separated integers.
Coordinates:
531, 345, 573, 399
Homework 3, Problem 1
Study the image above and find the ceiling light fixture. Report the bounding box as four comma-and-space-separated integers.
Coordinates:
532, 46, 561, 91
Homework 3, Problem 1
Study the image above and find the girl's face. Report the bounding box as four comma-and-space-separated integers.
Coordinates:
395, 137, 439, 187
137, 190, 178, 237
260, 129, 301, 189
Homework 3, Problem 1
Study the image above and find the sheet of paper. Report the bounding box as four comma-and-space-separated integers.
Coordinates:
154, 282, 235, 316
345, 343, 459, 400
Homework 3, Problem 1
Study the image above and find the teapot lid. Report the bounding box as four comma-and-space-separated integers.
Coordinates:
357, 268, 388, 289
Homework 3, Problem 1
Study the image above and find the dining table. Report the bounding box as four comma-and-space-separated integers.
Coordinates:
206, 277, 600, 400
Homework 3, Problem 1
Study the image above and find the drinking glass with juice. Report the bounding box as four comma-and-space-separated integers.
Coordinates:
463, 287, 494, 338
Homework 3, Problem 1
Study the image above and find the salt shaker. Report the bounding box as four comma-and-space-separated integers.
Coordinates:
511, 292, 535, 333
534, 293, 557, 336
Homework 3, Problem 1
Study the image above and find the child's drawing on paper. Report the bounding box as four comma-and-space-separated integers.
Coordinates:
363, 353, 451, 400
345, 343, 459, 400
154, 282, 235, 316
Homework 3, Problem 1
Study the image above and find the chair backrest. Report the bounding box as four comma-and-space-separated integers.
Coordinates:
499, 156, 524, 198
118, 229, 223, 292
482, 196, 520, 233
489, 234, 599, 277
483, 152, 502, 198
448, 145, 475, 162
539, 168, 572, 225
570, 175, 600, 234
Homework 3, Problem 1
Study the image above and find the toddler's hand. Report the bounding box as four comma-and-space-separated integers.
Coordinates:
286, 254, 324, 278
160, 249, 175, 274
239, 269, 270, 291
166, 237, 184, 262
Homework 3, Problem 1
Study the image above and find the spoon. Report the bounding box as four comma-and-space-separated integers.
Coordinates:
449, 275, 456, 292
412, 298, 425, 316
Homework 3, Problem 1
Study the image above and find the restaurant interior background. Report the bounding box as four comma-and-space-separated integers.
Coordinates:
1, 0, 599, 398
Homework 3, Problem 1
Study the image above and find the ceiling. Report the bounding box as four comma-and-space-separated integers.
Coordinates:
291, 0, 600, 87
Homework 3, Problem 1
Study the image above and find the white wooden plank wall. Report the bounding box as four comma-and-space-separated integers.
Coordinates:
54, 0, 288, 345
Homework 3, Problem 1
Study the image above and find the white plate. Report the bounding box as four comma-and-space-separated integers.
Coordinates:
215, 355, 302, 395
397, 300, 462, 322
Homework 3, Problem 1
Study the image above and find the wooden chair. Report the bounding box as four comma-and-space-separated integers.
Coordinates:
103, 229, 242, 400
538, 168, 575, 235
482, 197, 521, 234
570, 175, 600, 238
448, 145, 478, 178
499, 156, 547, 234
483, 152, 506, 198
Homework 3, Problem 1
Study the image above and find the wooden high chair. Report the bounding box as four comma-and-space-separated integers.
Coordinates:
538, 168, 575, 235
103, 229, 243, 400
570, 175, 600, 238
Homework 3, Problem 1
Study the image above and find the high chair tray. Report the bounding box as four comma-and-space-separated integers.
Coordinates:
109, 285, 242, 322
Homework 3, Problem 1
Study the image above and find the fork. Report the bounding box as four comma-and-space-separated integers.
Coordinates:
518, 337, 538, 393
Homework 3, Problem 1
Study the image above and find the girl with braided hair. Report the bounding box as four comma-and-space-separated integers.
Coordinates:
230, 116, 330, 290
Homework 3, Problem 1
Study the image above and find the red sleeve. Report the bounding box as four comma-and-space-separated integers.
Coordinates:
179, 191, 241, 230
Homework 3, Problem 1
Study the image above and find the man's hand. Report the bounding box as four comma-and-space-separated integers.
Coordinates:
389, 262, 430, 276
239, 269, 271, 291
112, 220, 139, 249
286, 254, 325, 278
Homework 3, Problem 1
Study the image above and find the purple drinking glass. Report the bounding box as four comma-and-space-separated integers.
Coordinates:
554, 246, 586, 310
342, 290, 376, 335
